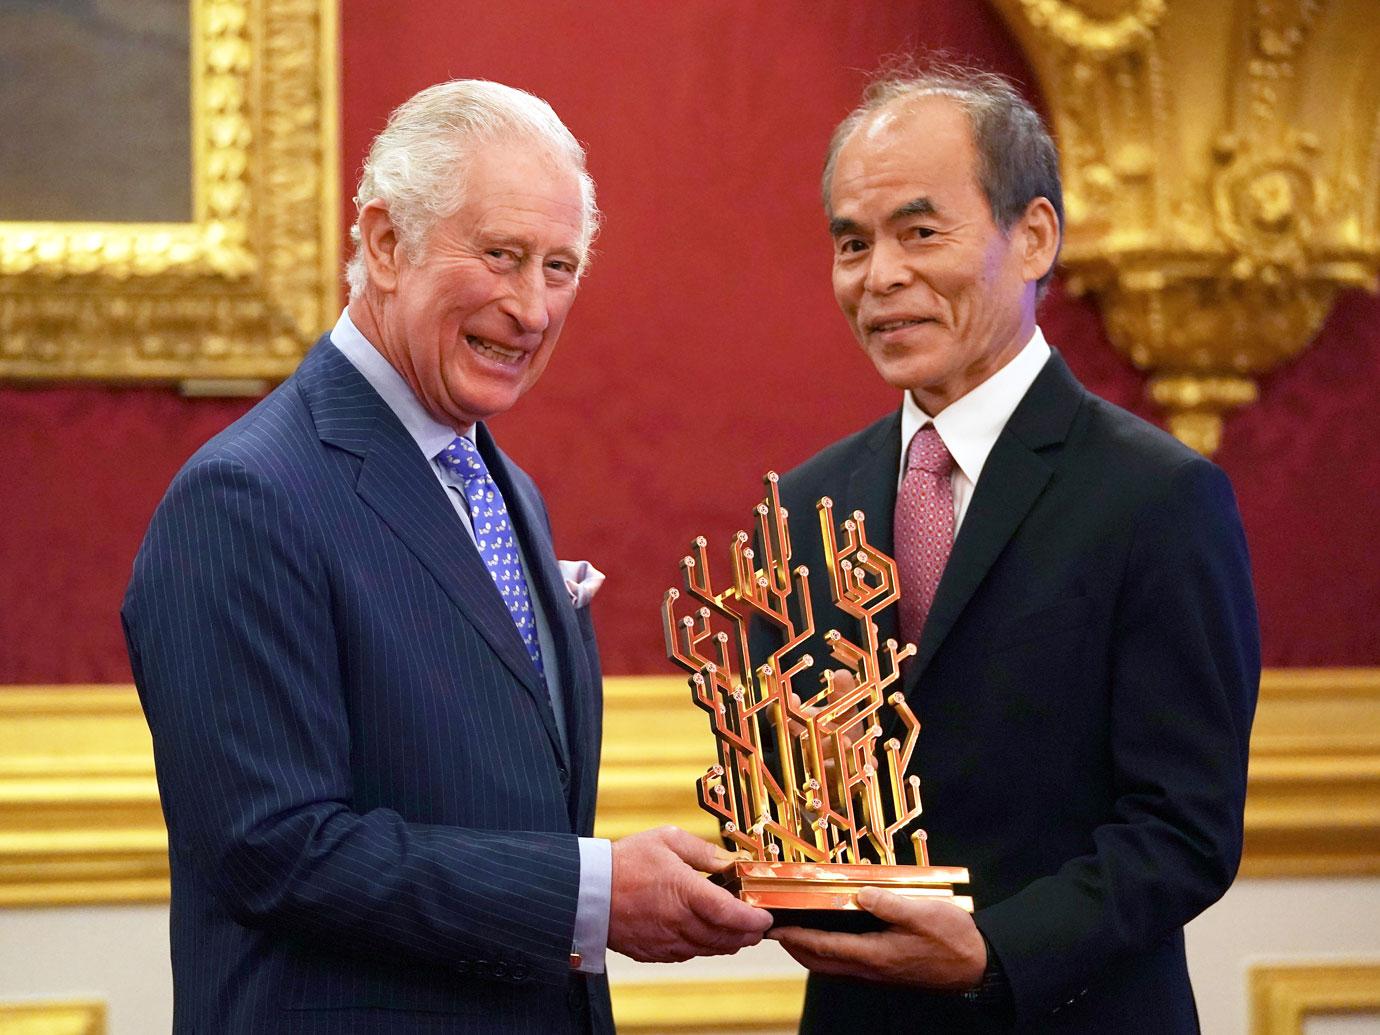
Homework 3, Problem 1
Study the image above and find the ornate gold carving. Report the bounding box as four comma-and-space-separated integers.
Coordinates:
0, 0, 339, 386
1250, 961, 1380, 1035
992, 0, 1380, 453
1211, 134, 1321, 276
1013, 0, 1167, 59
0, 1001, 105, 1035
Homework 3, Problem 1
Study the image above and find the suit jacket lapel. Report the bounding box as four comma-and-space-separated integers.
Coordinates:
299, 343, 562, 755
843, 412, 904, 649
478, 426, 587, 781
906, 351, 1086, 682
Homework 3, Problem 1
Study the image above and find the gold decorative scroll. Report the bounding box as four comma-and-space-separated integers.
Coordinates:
990, 0, 1380, 454
663, 472, 933, 868
0, 0, 339, 388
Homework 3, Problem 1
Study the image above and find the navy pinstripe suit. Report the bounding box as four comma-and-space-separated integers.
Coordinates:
123, 337, 612, 1033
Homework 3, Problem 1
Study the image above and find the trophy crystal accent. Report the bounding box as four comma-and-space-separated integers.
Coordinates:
663, 472, 971, 927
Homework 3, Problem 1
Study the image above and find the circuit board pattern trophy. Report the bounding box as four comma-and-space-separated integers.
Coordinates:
663, 472, 971, 927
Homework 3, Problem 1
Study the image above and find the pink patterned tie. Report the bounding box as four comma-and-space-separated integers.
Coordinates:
895, 426, 956, 650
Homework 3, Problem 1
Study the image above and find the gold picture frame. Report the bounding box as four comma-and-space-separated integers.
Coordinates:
0, 0, 339, 390
1251, 962, 1380, 1035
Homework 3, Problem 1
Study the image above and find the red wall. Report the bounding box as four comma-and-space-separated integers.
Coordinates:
2, 0, 1376, 682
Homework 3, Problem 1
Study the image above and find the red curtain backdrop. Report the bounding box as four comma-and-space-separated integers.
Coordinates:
2, 0, 1377, 682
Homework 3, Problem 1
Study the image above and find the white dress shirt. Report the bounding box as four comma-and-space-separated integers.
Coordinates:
330, 309, 611, 973
898, 326, 1053, 533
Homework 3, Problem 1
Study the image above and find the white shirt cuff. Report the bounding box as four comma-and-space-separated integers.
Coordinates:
573, 836, 611, 973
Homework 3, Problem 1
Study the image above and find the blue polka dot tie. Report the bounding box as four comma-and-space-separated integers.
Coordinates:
439, 437, 544, 676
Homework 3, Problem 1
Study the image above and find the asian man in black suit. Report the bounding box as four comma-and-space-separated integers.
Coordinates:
763, 65, 1259, 1034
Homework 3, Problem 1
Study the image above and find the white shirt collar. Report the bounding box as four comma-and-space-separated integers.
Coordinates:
899, 326, 1052, 488
329, 308, 473, 456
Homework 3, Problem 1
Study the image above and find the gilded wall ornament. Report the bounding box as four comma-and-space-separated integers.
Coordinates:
0, 0, 338, 390
991, 0, 1380, 453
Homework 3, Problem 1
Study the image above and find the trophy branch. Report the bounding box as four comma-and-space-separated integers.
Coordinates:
663, 472, 971, 923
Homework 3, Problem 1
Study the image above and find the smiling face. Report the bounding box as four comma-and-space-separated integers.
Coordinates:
357, 138, 586, 432
828, 96, 1052, 415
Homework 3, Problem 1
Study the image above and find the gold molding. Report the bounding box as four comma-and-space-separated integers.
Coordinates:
0, 0, 339, 387
0, 669, 1375, 906
0, 688, 167, 906
1242, 669, 1380, 877
0, 1000, 105, 1035
1251, 961, 1380, 1035
594, 677, 721, 843
990, 0, 1380, 454
611, 977, 804, 1034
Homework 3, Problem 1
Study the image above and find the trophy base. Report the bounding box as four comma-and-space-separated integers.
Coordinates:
715, 860, 972, 931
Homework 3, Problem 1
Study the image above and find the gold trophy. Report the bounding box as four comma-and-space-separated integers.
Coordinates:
663, 472, 971, 930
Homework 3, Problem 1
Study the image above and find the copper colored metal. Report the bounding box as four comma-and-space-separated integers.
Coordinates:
663, 472, 970, 923
717, 861, 974, 915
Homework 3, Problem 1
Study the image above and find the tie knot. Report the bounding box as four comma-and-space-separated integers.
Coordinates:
438, 436, 488, 483
906, 426, 955, 476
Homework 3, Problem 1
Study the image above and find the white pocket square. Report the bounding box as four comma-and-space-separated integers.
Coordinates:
559, 559, 605, 609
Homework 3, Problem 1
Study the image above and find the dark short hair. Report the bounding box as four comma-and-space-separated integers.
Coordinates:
823, 61, 1063, 297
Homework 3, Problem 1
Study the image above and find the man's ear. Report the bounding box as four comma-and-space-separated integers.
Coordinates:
1017, 197, 1060, 285
357, 199, 402, 293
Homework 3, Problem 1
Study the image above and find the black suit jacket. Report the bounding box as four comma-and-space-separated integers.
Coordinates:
123, 338, 612, 1034
764, 353, 1259, 1033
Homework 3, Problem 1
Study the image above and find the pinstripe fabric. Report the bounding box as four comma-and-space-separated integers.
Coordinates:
123, 337, 609, 1034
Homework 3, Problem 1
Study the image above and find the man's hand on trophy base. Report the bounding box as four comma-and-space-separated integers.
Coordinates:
789, 670, 878, 788
608, 826, 774, 963
767, 887, 986, 990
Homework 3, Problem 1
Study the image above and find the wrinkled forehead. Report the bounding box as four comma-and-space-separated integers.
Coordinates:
830, 96, 981, 207
463, 137, 591, 247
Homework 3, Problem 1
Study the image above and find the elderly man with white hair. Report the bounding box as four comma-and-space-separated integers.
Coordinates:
123, 80, 771, 1035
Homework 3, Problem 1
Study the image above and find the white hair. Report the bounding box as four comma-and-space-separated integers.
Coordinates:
345, 79, 600, 297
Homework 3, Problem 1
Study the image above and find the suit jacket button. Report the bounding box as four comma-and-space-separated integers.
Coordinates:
511, 962, 529, 981
558, 766, 570, 784
493, 961, 508, 979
